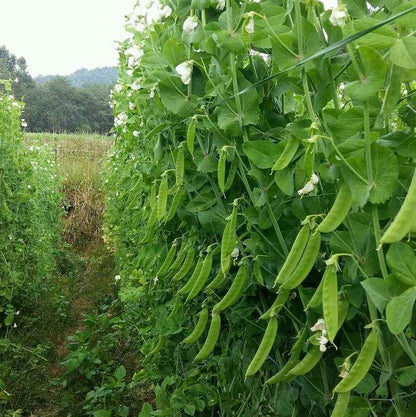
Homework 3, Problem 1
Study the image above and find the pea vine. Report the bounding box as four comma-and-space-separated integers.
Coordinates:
106, 1, 416, 415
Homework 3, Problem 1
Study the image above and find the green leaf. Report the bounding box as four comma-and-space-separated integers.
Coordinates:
114, 365, 126, 381
242, 140, 282, 169
159, 77, 197, 117
386, 287, 416, 334
344, 0, 368, 18
355, 373, 377, 394
139, 403, 154, 417
184, 404, 196, 416
163, 39, 186, 67
386, 243, 416, 286
93, 411, 111, 417
274, 167, 295, 195
344, 18, 398, 49
345, 46, 387, 102
389, 37, 416, 69
341, 158, 371, 208
369, 144, 398, 204
397, 366, 416, 387
361, 278, 392, 312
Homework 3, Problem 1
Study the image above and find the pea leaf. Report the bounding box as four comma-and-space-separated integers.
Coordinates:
389, 37, 416, 70
386, 287, 416, 334
361, 278, 393, 312
159, 77, 197, 117
345, 46, 387, 102
397, 366, 416, 387
369, 144, 398, 204
242, 140, 282, 169
386, 243, 416, 286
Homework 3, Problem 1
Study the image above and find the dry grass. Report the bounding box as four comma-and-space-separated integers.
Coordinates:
25, 133, 113, 246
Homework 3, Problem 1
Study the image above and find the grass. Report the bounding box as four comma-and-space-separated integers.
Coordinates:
25, 132, 113, 246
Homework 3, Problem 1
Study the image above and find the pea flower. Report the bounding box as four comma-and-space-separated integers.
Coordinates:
245, 13, 255, 33
298, 181, 314, 196
317, 334, 329, 352
183, 16, 199, 34
217, 0, 226, 10
175, 61, 193, 85
115, 274, 121, 282
329, 6, 347, 27
310, 173, 319, 185
231, 247, 240, 258
311, 318, 326, 333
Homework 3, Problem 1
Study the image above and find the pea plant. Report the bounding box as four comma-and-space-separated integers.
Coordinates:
0, 81, 61, 330
106, 1, 416, 415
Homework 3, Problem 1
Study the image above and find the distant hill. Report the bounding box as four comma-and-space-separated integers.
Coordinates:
35, 67, 118, 87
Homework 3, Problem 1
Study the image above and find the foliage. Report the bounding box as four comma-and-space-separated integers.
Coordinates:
105, 0, 416, 416
0, 46, 115, 133
35, 66, 118, 88
0, 82, 62, 408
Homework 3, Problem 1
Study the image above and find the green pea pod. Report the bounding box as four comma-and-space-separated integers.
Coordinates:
156, 243, 178, 276
213, 265, 248, 313
147, 335, 164, 359
317, 183, 352, 233
286, 344, 323, 377
186, 252, 213, 301
333, 330, 378, 393
221, 204, 237, 274
274, 226, 310, 287
272, 136, 299, 171
157, 176, 168, 221
224, 156, 237, 192
331, 391, 351, 417
205, 269, 228, 293
187, 119, 196, 156
381, 169, 416, 244
253, 259, 264, 285
172, 247, 195, 282
178, 256, 204, 295
245, 317, 278, 377
182, 308, 209, 344
149, 183, 157, 209
175, 147, 184, 187
337, 296, 349, 331
166, 187, 186, 221
218, 149, 226, 194
169, 241, 188, 273
304, 143, 315, 179
266, 328, 308, 384
281, 232, 321, 290
323, 264, 338, 343
259, 289, 291, 320
194, 312, 221, 361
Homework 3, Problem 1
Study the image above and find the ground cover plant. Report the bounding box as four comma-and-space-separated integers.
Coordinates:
105, 0, 416, 416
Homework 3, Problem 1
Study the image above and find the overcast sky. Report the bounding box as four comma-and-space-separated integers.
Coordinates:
0, 0, 337, 77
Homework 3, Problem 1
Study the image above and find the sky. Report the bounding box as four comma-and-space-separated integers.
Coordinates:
0, 0, 337, 77
0, 0, 136, 76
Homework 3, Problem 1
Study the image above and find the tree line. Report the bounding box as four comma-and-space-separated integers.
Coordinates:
0, 46, 114, 134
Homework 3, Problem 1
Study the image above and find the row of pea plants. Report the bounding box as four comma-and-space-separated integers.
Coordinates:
0, 81, 61, 402
105, 1, 416, 416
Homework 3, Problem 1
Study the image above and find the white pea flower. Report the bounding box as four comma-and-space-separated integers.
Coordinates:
15, 311, 20, 315
153, 276, 159, 284
115, 274, 121, 282
21, 119, 27, 128
307, 135, 319, 143
183, 16, 199, 34
310, 173, 319, 185
126, 70, 133, 77
245, 16, 255, 33
318, 334, 329, 352
114, 83, 123, 92
175, 61, 194, 85
133, 131, 140, 137
13, 323, 17, 328
217, 0, 226, 10
311, 318, 326, 333
329, 6, 347, 27
129, 102, 135, 110
160, 5, 172, 19
297, 181, 315, 196
231, 247, 240, 258
131, 80, 142, 90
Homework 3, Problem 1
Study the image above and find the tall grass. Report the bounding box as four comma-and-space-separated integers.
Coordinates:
25, 132, 113, 246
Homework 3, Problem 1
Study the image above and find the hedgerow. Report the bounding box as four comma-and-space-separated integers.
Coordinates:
0, 81, 61, 330
106, 1, 416, 416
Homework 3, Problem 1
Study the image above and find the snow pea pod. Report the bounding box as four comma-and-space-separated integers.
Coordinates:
317, 183, 352, 233
194, 312, 221, 361
280, 232, 321, 290
333, 330, 378, 393
183, 308, 209, 344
